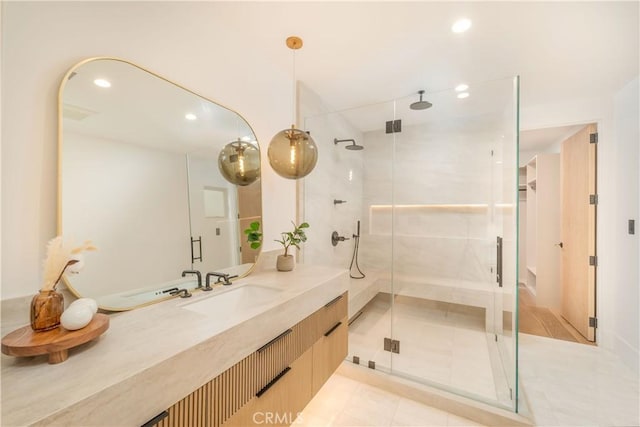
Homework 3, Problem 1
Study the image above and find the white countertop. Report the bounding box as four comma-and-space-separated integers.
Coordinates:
1, 264, 348, 426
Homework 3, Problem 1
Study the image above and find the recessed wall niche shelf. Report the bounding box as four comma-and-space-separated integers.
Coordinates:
369, 203, 515, 237
370, 204, 489, 213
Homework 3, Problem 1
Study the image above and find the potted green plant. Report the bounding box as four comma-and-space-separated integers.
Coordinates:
275, 221, 309, 271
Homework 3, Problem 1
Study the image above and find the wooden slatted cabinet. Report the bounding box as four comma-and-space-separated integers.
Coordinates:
148, 292, 348, 427
224, 347, 313, 427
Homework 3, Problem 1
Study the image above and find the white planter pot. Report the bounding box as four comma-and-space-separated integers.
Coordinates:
276, 254, 295, 272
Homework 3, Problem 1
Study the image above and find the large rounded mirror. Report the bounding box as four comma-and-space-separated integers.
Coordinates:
59, 58, 262, 310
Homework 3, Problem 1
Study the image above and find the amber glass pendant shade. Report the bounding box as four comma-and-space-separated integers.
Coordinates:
268, 125, 318, 179
218, 139, 261, 186
267, 36, 318, 180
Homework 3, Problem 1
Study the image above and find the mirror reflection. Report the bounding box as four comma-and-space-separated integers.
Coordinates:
59, 58, 262, 310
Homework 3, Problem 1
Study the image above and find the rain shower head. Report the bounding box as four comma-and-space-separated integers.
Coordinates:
334, 138, 364, 150
410, 90, 433, 110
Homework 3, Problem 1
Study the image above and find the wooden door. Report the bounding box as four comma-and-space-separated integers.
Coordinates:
561, 124, 597, 341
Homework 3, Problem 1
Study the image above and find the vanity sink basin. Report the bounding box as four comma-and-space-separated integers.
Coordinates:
181, 284, 284, 318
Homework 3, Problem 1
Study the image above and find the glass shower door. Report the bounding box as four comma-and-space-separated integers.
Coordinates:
483, 76, 519, 411
492, 76, 520, 412
388, 77, 519, 411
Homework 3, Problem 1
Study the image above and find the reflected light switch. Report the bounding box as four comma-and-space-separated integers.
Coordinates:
216, 228, 221, 236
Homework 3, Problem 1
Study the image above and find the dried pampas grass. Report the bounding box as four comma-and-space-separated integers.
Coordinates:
42, 237, 96, 291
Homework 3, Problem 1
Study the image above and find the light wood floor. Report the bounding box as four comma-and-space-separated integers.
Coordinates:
518, 284, 593, 345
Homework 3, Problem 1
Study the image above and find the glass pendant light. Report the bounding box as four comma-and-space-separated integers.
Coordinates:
267, 36, 318, 179
218, 138, 260, 186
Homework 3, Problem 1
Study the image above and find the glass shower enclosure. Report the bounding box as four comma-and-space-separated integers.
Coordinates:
302, 76, 519, 412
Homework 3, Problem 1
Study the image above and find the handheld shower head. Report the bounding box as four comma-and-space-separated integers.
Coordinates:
334, 138, 364, 150
410, 90, 433, 110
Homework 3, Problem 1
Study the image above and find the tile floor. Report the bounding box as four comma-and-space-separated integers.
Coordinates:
348, 294, 508, 405
295, 372, 486, 427
297, 332, 639, 427
305, 293, 639, 427
518, 333, 640, 427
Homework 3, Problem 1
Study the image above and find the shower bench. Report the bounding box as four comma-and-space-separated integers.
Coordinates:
348, 273, 509, 333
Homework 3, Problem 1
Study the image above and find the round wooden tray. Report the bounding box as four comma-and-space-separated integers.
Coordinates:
1, 313, 109, 364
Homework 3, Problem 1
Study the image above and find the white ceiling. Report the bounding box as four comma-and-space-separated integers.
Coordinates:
48, 2, 640, 148
250, 2, 638, 114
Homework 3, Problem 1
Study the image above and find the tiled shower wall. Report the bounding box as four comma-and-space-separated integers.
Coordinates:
360, 120, 497, 287
302, 87, 504, 290
301, 84, 364, 269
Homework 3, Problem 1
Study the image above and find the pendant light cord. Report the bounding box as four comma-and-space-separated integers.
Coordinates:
291, 49, 296, 127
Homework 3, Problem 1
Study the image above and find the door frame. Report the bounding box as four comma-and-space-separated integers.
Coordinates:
518, 119, 602, 345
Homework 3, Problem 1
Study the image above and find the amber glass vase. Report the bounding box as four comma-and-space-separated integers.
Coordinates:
30, 290, 64, 331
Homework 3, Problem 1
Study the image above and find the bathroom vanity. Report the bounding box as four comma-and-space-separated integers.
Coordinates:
1, 265, 348, 426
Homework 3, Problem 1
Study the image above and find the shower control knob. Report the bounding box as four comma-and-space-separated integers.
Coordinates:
331, 231, 350, 247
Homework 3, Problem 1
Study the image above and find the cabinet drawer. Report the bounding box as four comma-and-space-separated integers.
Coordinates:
223, 347, 313, 427
315, 292, 347, 339
252, 308, 317, 397
312, 316, 348, 395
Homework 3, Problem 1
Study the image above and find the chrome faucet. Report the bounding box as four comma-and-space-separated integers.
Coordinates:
181, 270, 202, 289
204, 272, 237, 290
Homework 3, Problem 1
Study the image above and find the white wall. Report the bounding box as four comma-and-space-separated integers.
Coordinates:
1, 2, 296, 299
0, 0, 3, 303
520, 84, 640, 372
62, 133, 191, 297
300, 83, 364, 269
611, 77, 639, 372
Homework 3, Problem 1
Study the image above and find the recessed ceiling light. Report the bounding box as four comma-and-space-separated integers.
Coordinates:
185, 113, 197, 121
451, 18, 472, 33
457, 92, 470, 99
455, 84, 469, 92
93, 79, 111, 88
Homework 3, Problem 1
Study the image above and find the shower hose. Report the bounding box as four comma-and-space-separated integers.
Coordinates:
349, 222, 366, 280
